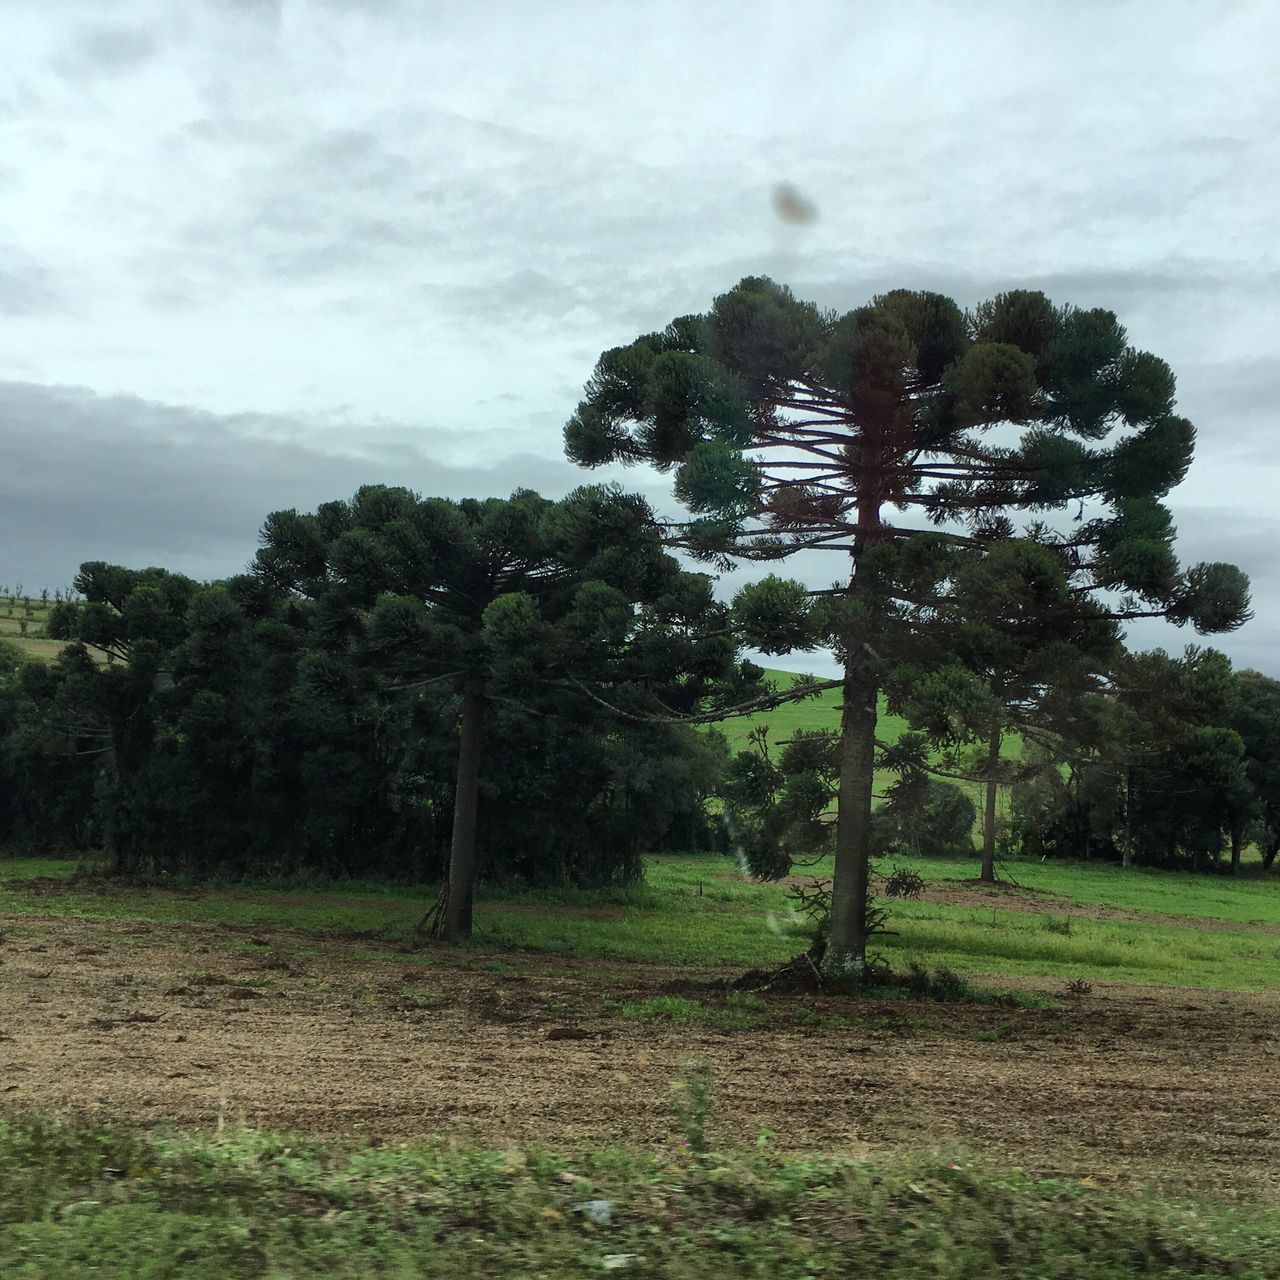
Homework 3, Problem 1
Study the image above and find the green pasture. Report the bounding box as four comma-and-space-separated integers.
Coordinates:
0, 596, 70, 665
2, 851, 1277, 992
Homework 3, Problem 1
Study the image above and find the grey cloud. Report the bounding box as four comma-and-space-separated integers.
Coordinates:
0, 380, 635, 589
71, 24, 158, 72
4, 0, 1278, 678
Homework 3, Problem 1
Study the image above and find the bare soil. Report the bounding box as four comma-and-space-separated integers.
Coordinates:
1, 913, 1277, 1192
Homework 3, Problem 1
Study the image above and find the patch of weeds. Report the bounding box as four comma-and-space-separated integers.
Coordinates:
1042, 914, 1075, 936
969, 1021, 1018, 1043
904, 962, 971, 1002
1065, 976, 1094, 997
888, 964, 1059, 1011
615, 993, 767, 1031
791, 1004, 850, 1030
669, 1059, 714, 1153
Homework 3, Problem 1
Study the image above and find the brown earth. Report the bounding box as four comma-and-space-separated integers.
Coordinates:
1, 912, 1277, 1193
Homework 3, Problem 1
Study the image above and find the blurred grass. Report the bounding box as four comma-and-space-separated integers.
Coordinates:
2, 1112, 1277, 1278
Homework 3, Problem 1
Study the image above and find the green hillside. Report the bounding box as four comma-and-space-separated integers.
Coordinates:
715, 667, 910, 752
714, 668, 1021, 817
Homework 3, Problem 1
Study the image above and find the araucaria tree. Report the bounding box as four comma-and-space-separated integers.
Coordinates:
565, 278, 1249, 977
256, 483, 750, 942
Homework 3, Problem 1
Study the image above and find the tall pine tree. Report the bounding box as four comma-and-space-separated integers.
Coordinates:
566, 279, 1249, 976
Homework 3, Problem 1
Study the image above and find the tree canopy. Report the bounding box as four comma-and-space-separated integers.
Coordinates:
254, 482, 752, 939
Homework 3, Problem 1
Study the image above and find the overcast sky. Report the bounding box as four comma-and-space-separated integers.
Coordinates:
3, 0, 1277, 674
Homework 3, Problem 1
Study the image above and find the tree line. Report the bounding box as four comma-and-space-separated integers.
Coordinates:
0, 278, 1271, 976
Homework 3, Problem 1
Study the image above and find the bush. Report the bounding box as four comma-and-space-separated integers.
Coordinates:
873, 778, 976, 858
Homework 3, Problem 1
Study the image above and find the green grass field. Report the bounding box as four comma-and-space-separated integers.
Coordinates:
3, 851, 1277, 991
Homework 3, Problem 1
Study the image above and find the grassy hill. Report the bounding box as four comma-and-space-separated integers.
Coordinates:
714, 668, 1021, 817
714, 667, 911, 752
0, 595, 59, 663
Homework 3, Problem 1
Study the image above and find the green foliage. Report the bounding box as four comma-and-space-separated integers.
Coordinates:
729, 576, 817, 654
1009, 646, 1271, 872
1228, 669, 1280, 868
721, 726, 835, 880
873, 778, 978, 859
0, 486, 746, 889
669, 1058, 715, 1153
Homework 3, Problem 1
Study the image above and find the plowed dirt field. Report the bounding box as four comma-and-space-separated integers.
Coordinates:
2, 912, 1276, 1192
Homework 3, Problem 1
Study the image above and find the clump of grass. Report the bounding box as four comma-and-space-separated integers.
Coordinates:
903, 962, 971, 1002
877, 964, 1059, 1011
669, 1059, 714, 1153
615, 992, 767, 1031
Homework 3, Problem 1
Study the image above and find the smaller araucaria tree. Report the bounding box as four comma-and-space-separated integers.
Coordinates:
888, 537, 1122, 881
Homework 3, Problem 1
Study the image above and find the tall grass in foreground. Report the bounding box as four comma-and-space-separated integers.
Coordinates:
0, 1113, 1276, 1279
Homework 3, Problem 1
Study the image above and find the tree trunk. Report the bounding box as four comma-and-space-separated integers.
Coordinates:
980, 729, 1001, 883
1121, 765, 1134, 868
103, 746, 129, 877
824, 657, 878, 979
823, 430, 885, 982
107, 840, 129, 877
1230, 825, 1242, 876
1263, 839, 1279, 872
443, 676, 486, 942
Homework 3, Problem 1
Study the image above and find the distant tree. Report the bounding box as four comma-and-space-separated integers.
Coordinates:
566, 277, 1249, 975
256, 484, 753, 941
0, 646, 101, 850
890, 538, 1120, 881
45, 563, 200, 872
1227, 669, 1280, 872
1008, 645, 1261, 872
1117, 647, 1245, 870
